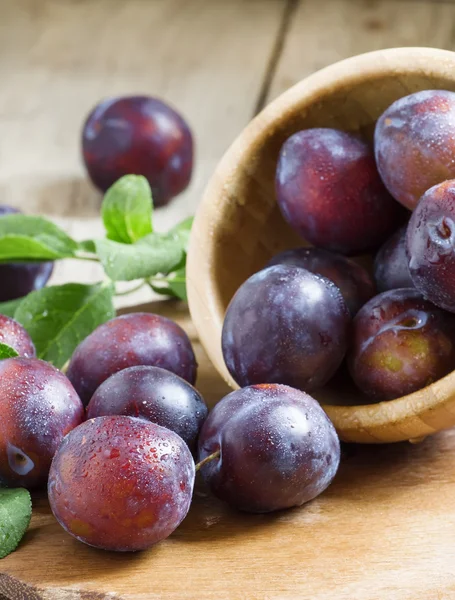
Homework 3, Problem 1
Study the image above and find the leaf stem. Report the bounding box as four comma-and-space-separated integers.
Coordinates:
153, 277, 185, 284
74, 255, 100, 263
115, 281, 146, 296
195, 450, 220, 472
149, 276, 186, 286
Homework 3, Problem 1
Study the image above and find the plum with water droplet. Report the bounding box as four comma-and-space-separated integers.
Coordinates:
48, 415, 195, 551
0, 314, 35, 357
407, 180, 455, 312
198, 384, 340, 513
82, 96, 193, 207
86, 366, 207, 453
67, 313, 197, 406
0, 358, 84, 488
348, 288, 455, 401
375, 90, 455, 210
275, 128, 406, 255
267, 247, 375, 315
222, 265, 350, 391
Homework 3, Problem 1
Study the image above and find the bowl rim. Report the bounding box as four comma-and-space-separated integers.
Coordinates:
187, 46, 455, 443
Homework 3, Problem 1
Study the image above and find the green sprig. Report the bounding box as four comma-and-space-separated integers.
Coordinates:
0, 175, 193, 369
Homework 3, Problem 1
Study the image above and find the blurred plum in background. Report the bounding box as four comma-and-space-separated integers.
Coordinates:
82, 96, 193, 207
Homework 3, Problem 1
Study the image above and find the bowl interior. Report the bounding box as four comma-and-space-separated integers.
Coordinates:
188, 48, 455, 442
212, 60, 455, 314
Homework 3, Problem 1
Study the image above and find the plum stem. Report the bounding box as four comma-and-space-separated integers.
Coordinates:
195, 450, 220, 472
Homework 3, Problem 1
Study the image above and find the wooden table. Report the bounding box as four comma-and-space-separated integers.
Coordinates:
2, 1, 455, 598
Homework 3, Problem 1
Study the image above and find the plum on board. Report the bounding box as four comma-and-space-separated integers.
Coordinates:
0, 358, 84, 489
0, 205, 53, 301
267, 247, 375, 315
48, 416, 195, 551
275, 128, 406, 255
198, 384, 340, 513
0, 314, 35, 357
82, 96, 193, 207
407, 180, 455, 312
222, 265, 350, 392
348, 288, 455, 401
374, 225, 414, 293
67, 313, 197, 406
87, 366, 207, 454
375, 90, 455, 210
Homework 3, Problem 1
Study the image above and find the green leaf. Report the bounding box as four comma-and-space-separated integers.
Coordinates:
0, 298, 24, 318
14, 282, 115, 368
150, 268, 187, 301
168, 269, 187, 301
149, 283, 174, 297
95, 233, 184, 282
0, 488, 32, 559
102, 175, 153, 244
169, 217, 193, 252
0, 343, 19, 359
78, 239, 97, 254
0, 215, 78, 261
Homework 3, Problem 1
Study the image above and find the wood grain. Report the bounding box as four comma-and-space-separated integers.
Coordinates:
0, 0, 285, 307
267, 0, 455, 102
1, 304, 455, 600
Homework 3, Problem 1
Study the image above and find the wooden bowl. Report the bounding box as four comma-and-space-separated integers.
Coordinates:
187, 47, 455, 444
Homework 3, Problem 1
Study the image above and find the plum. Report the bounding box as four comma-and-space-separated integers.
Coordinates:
275, 128, 406, 255
0, 358, 84, 488
48, 416, 195, 551
0, 262, 54, 302
375, 90, 455, 210
0, 314, 35, 357
86, 366, 207, 454
82, 96, 193, 207
374, 225, 414, 293
67, 313, 197, 406
0, 206, 19, 216
198, 384, 340, 513
0, 205, 53, 301
407, 180, 455, 312
267, 247, 375, 315
222, 265, 350, 392
348, 288, 455, 401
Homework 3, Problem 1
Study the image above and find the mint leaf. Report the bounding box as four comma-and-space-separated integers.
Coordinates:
0, 298, 24, 318
0, 343, 19, 359
150, 267, 187, 301
95, 233, 184, 282
102, 175, 153, 244
0, 215, 77, 261
0, 488, 32, 559
14, 282, 115, 368
169, 217, 193, 252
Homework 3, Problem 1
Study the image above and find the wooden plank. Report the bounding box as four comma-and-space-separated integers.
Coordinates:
2, 302, 455, 600
267, 0, 455, 103
0, 0, 285, 306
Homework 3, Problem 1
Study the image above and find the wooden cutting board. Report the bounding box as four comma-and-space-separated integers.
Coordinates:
1, 301, 455, 600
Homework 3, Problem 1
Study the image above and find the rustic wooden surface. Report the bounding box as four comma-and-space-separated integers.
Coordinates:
2, 0, 455, 598
0, 302, 455, 600
2, 303, 455, 600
